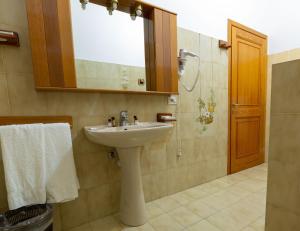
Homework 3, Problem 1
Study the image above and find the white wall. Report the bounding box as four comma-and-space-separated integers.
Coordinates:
144, 0, 300, 54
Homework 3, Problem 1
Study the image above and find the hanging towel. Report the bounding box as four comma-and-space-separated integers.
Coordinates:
43, 123, 79, 203
0, 124, 47, 210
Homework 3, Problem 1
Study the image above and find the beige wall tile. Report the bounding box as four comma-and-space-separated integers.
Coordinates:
266, 203, 300, 231
60, 190, 89, 230
87, 184, 113, 221
0, 73, 11, 115
149, 142, 168, 173
0, 161, 8, 210
0, 1, 28, 30
6, 73, 48, 115
53, 205, 62, 231
288, 48, 300, 60
76, 152, 110, 189
167, 167, 188, 194
151, 171, 169, 200
200, 34, 212, 62
271, 60, 300, 114
0, 47, 4, 73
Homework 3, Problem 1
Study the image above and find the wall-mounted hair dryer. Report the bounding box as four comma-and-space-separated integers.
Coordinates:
178, 49, 199, 77
177, 49, 200, 92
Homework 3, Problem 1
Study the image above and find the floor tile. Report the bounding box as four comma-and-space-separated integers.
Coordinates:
149, 214, 183, 231
182, 186, 209, 200
153, 197, 181, 212
187, 220, 221, 231
146, 202, 164, 219
67, 223, 92, 231
207, 198, 262, 231
170, 191, 194, 205
249, 216, 265, 231
222, 184, 251, 199
242, 227, 257, 231
218, 173, 249, 185
122, 223, 155, 231
234, 179, 266, 193
198, 190, 241, 210
168, 206, 202, 227
90, 216, 123, 231
185, 199, 217, 218
200, 180, 231, 193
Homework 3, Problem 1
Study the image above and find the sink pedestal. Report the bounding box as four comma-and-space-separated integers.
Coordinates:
117, 147, 147, 226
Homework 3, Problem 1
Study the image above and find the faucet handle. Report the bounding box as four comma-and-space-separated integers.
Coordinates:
120, 111, 128, 118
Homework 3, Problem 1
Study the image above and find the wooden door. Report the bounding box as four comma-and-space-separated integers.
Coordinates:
228, 20, 267, 173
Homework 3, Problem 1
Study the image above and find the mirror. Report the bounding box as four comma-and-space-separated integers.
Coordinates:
70, 0, 147, 91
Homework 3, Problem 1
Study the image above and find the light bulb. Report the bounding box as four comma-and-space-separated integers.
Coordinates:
130, 13, 137, 21
80, 0, 89, 10
135, 5, 143, 17
112, 2, 118, 10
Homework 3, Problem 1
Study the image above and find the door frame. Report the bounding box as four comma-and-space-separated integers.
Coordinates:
227, 19, 268, 174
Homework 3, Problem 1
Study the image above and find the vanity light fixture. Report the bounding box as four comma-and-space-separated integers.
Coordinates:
130, 11, 137, 21
130, 4, 143, 20
107, 0, 119, 15
79, 0, 89, 10
135, 4, 143, 17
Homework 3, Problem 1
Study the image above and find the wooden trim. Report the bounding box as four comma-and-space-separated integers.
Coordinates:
36, 87, 178, 95
57, 0, 77, 88
0, 116, 73, 128
26, 0, 178, 94
153, 8, 164, 91
26, 0, 51, 87
144, 12, 155, 91
169, 13, 178, 92
148, 9, 178, 92
228, 19, 267, 39
42, 0, 65, 87
89, 0, 177, 16
227, 19, 232, 174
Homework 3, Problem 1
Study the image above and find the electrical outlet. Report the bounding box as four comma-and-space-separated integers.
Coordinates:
168, 95, 177, 105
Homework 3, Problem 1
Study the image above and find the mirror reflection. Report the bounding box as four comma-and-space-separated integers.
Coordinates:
70, 0, 146, 91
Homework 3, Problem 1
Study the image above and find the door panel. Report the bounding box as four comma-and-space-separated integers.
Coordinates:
237, 42, 260, 105
229, 20, 267, 173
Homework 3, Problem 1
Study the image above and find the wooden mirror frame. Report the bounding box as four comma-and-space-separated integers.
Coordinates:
26, 0, 178, 95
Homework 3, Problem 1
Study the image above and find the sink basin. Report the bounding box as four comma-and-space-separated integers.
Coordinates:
85, 122, 173, 148
84, 122, 173, 226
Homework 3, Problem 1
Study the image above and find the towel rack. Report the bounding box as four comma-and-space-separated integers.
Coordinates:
0, 116, 73, 128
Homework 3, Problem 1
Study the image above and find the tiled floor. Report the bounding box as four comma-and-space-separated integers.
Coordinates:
67, 163, 268, 231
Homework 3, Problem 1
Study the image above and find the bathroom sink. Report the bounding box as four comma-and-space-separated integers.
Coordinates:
84, 122, 173, 226
84, 122, 173, 148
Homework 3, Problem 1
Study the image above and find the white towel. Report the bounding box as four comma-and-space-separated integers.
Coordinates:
0, 124, 47, 210
43, 123, 79, 203
0, 123, 79, 209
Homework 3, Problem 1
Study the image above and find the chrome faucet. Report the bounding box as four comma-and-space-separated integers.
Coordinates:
119, 111, 129, 126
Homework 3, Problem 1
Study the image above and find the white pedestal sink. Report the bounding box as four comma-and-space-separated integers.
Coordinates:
84, 122, 173, 226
